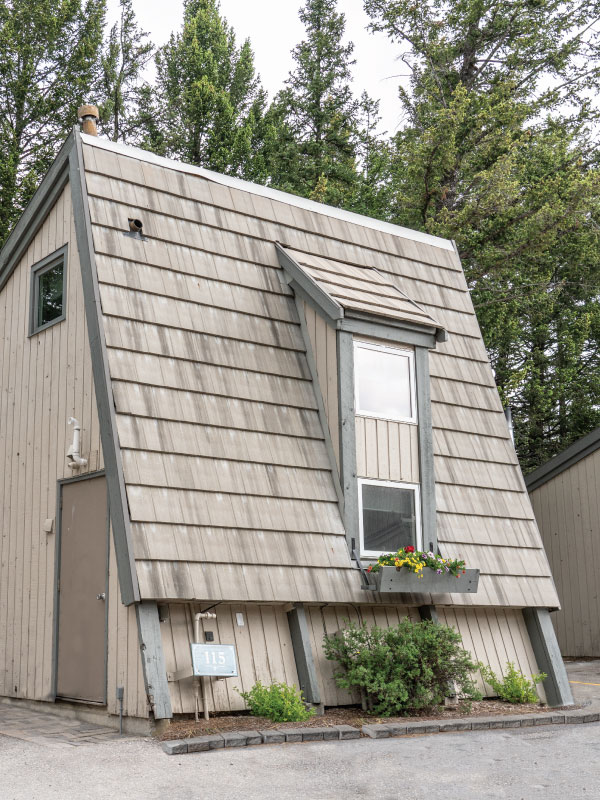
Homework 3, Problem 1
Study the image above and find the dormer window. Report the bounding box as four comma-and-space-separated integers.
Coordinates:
358, 478, 421, 557
354, 341, 417, 423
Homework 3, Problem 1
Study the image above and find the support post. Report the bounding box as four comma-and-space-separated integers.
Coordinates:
136, 601, 173, 720
523, 608, 574, 707
287, 604, 321, 705
337, 330, 358, 552
418, 605, 439, 624
415, 346, 438, 553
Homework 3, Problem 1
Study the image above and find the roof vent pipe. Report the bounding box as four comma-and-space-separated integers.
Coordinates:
67, 417, 88, 469
77, 104, 99, 136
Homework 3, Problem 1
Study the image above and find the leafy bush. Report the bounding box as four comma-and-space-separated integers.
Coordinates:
323, 619, 481, 716
478, 661, 547, 704
238, 681, 315, 722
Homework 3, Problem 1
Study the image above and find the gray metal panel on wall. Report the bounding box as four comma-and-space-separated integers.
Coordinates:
136, 602, 173, 719
523, 608, 574, 707
69, 127, 140, 606
287, 604, 321, 704
337, 329, 358, 551
415, 346, 438, 553
340, 317, 437, 349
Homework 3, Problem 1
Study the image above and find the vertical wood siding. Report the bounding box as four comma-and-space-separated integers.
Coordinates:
0, 184, 105, 702
355, 417, 420, 483
302, 302, 339, 467
309, 605, 545, 706
438, 607, 547, 702
529, 448, 600, 656
160, 603, 299, 714
106, 528, 148, 718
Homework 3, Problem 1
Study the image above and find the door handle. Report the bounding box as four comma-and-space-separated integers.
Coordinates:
96, 592, 106, 601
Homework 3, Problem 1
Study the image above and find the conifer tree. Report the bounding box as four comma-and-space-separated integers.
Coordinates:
0, 0, 106, 245
268, 0, 361, 206
152, 0, 268, 177
365, 0, 600, 469
98, 0, 154, 143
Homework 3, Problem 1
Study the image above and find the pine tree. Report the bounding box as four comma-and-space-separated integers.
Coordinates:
98, 0, 154, 143
365, 0, 600, 469
152, 0, 268, 177
268, 0, 361, 206
0, 0, 106, 246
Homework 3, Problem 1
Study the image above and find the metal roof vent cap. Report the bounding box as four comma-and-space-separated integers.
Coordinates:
78, 104, 99, 136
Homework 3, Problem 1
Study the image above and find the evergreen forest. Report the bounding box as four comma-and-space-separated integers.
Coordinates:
2, 0, 600, 472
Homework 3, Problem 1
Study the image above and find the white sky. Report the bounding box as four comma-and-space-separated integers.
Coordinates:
105, 0, 408, 135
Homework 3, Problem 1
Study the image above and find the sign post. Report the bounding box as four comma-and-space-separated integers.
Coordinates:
190, 643, 238, 722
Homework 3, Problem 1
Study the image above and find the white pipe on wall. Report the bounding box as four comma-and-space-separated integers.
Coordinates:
67, 417, 88, 469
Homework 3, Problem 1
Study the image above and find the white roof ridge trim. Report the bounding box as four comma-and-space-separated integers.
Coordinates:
81, 133, 455, 252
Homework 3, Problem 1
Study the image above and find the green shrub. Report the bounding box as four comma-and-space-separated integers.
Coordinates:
478, 661, 547, 704
237, 681, 315, 722
323, 619, 481, 716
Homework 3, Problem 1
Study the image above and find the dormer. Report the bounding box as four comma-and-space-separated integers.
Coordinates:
276, 243, 447, 563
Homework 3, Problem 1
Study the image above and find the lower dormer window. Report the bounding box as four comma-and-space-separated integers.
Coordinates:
358, 478, 421, 558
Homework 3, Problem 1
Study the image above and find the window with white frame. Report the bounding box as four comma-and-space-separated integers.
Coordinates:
354, 341, 416, 423
358, 478, 421, 557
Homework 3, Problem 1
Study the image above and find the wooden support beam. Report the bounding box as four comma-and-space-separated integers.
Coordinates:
287, 604, 321, 705
523, 608, 574, 707
136, 602, 173, 720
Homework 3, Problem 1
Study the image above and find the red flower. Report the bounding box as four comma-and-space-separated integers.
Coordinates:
404, 546, 415, 553
367, 565, 373, 572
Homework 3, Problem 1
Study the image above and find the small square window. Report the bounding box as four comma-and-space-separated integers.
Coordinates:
30, 247, 67, 334
354, 341, 416, 423
358, 478, 421, 557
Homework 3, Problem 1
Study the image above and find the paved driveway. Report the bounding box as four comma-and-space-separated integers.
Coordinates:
1, 660, 599, 800
1, 721, 599, 800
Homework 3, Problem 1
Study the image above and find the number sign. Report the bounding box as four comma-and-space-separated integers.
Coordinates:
191, 643, 238, 677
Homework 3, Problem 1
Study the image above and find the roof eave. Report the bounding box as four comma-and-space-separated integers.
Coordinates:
525, 426, 600, 491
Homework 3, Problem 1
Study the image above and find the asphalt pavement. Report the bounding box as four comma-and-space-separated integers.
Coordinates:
0, 660, 598, 800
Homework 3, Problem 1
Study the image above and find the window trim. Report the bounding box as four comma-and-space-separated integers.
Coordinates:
354, 340, 417, 424
358, 477, 422, 559
29, 245, 68, 336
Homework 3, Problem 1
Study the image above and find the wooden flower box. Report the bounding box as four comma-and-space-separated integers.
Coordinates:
369, 566, 480, 594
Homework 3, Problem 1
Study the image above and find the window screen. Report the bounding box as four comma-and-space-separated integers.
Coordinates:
31, 249, 66, 334
359, 480, 420, 556
354, 342, 415, 422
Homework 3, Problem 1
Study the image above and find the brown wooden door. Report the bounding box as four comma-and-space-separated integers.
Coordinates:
56, 475, 108, 703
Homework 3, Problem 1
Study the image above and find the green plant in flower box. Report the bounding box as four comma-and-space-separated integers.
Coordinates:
367, 546, 467, 580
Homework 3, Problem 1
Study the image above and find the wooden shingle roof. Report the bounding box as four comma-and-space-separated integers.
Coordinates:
277, 245, 444, 332
79, 133, 560, 609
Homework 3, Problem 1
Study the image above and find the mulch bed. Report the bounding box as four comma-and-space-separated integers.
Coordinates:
159, 700, 561, 741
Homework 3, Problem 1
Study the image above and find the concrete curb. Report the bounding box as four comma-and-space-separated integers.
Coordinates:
161, 707, 600, 755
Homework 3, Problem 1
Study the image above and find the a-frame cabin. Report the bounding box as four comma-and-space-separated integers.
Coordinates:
0, 109, 572, 731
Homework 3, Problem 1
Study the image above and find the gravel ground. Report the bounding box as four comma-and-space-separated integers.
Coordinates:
2, 722, 600, 800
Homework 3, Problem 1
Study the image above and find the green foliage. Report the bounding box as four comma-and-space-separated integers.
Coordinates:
267, 0, 367, 207
364, 0, 600, 470
479, 662, 547, 704
98, 0, 154, 142
0, 0, 106, 245
324, 619, 481, 716
237, 681, 315, 722
149, 0, 270, 179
